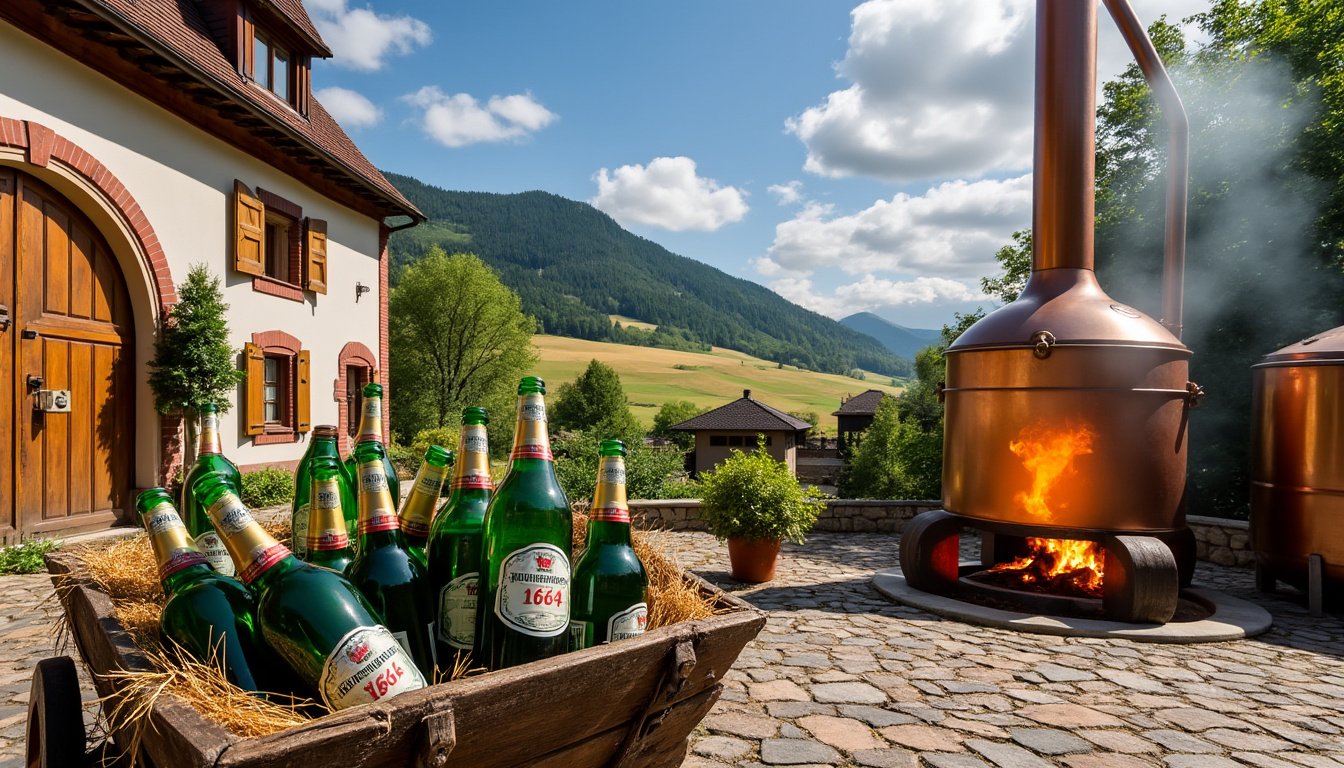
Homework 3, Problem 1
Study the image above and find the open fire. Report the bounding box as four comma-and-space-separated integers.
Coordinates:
982, 424, 1105, 598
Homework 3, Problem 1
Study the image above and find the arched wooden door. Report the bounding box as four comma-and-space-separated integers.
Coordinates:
0, 169, 135, 541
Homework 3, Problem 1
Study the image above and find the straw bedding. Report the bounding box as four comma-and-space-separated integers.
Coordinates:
65, 512, 722, 743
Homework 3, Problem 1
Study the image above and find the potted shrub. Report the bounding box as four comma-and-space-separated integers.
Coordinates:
699, 437, 825, 582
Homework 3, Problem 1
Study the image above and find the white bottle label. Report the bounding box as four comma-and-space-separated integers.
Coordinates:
320, 625, 426, 710
292, 504, 310, 559
194, 530, 235, 577
438, 572, 479, 649
607, 603, 648, 642
495, 544, 570, 638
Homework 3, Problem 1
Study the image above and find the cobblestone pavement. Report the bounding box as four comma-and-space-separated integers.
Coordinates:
3, 531, 1343, 768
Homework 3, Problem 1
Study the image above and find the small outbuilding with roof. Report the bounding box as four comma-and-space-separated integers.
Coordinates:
833, 389, 891, 454
671, 389, 812, 476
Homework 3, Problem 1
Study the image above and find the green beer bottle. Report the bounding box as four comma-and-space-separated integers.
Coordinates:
344, 383, 400, 507
137, 488, 268, 691
398, 445, 453, 561
346, 450, 437, 678
427, 407, 493, 666
292, 426, 356, 560
305, 458, 356, 573
474, 378, 573, 670
181, 403, 241, 577
570, 440, 648, 649
195, 473, 426, 710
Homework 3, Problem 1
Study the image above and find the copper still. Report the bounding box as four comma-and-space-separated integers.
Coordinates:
1251, 324, 1344, 594
900, 0, 1203, 623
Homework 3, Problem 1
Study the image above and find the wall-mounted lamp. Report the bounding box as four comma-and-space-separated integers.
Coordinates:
355, 281, 372, 302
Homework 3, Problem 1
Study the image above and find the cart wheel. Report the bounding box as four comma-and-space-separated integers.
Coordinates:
25, 656, 87, 768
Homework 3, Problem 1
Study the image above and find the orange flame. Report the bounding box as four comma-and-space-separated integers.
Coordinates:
986, 424, 1105, 598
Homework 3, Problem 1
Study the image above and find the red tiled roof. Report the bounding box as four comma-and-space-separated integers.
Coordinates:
261, 0, 331, 56
832, 389, 889, 416
671, 391, 812, 433
71, 0, 418, 219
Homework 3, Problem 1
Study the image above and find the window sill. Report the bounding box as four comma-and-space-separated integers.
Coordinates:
252, 276, 305, 302
255, 427, 298, 445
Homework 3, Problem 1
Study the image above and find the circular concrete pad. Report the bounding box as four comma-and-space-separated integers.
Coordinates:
873, 564, 1272, 643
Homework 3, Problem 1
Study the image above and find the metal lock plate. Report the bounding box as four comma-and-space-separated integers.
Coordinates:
35, 390, 72, 413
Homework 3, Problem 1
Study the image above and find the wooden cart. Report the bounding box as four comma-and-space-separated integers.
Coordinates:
29, 553, 765, 767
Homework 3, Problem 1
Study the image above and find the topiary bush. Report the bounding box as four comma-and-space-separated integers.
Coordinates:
240, 467, 294, 508
411, 426, 460, 465
699, 437, 825, 544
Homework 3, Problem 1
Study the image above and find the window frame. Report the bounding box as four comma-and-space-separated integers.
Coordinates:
252, 29, 291, 103
262, 354, 291, 427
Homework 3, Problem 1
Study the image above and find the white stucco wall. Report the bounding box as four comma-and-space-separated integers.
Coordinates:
0, 21, 385, 483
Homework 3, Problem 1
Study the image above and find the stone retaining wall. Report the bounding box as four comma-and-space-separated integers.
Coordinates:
629, 500, 1256, 567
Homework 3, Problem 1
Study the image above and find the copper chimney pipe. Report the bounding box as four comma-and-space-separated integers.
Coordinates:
1033, 0, 1097, 273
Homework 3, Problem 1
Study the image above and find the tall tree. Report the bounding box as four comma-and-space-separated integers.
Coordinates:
388, 248, 537, 441
651, 400, 703, 449
550, 359, 641, 440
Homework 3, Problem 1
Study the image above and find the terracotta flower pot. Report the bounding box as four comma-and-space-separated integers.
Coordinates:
727, 537, 782, 583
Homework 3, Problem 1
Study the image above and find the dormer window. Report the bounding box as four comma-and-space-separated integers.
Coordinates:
253, 31, 290, 102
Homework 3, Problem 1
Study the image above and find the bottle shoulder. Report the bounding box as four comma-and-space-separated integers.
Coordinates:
574, 543, 647, 578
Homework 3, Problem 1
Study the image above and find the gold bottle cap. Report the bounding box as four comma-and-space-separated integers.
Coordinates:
452, 424, 494, 490
591, 455, 630, 523
143, 501, 209, 580
208, 491, 291, 583
356, 460, 399, 534
308, 477, 351, 552
510, 393, 553, 461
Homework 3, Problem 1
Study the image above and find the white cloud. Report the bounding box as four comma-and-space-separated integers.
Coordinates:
763, 174, 1031, 279
309, 1, 432, 72
315, 86, 382, 128
403, 87, 557, 148
769, 275, 982, 318
768, 181, 804, 206
787, 0, 1210, 183
591, 157, 748, 232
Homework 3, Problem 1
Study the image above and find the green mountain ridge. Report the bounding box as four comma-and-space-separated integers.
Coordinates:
839, 312, 942, 360
384, 172, 911, 378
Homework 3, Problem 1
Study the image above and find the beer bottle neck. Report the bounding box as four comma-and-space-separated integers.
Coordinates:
509, 393, 553, 464
399, 460, 447, 539
310, 435, 341, 461
142, 500, 211, 587
355, 458, 403, 550
355, 396, 385, 444
205, 490, 294, 584
197, 410, 223, 456
452, 423, 494, 491
309, 474, 352, 553
591, 456, 629, 521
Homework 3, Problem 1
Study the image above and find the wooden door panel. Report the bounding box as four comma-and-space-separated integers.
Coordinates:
0, 170, 13, 536
12, 173, 132, 537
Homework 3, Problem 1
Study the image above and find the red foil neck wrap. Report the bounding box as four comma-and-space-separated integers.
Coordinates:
145, 501, 209, 579
590, 506, 631, 524
357, 460, 400, 534
510, 394, 552, 461
453, 425, 494, 490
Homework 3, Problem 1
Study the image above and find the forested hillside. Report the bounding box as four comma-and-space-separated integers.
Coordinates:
384, 173, 910, 377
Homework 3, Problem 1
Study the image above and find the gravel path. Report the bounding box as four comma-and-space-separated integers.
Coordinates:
3, 530, 1342, 768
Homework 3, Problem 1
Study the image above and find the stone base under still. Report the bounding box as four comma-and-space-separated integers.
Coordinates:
872, 564, 1273, 643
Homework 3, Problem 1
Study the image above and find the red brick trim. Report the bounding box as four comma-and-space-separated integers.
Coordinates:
252, 275, 304, 301
255, 430, 298, 446
378, 224, 391, 445
0, 116, 180, 484
251, 330, 302, 355
0, 118, 176, 312
335, 341, 378, 453
256, 187, 302, 219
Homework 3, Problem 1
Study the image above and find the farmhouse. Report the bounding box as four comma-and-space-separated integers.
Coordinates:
833, 389, 890, 454
0, 0, 421, 543
671, 390, 812, 477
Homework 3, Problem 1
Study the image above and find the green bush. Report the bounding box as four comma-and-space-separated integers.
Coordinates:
386, 442, 418, 479
699, 438, 825, 544
0, 538, 61, 575
240, 468, 294, 508
553, 432, 686, 503
839, 397, 942, 500
658, 474, 700, 500
411, 426, 460, 464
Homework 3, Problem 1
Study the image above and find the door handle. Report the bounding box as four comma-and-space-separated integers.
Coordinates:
0, 304, 9, 332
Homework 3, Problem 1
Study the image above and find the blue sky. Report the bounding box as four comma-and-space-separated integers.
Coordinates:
307, 0, 1207, 329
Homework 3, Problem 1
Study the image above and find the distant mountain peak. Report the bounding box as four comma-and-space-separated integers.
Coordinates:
839, 313, 942, 360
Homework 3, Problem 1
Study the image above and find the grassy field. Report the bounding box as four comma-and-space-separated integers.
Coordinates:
530, 335, 904, 433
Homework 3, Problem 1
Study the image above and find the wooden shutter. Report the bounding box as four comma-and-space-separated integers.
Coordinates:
234, 181, 265, 276
305, 218, 328, 294
296, 349, 311, 433
244, 342, 265, 435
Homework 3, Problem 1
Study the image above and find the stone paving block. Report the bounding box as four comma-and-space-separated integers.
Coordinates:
850, 747, 919, 768
1153, 707, 1255, 732
1061, 756, 1161, 768
750, 680, 810, 701
796, 714, 883, 752
809, 681, 886, 704
1076, 729, 1159, 753
1280, 756, 1344, 768
758, 738, 840, 765
1162, 756, 1244, 768
1008, 727, 1092, 755
691, 735, 752, 760
965, 739, 1056, 768
703, 712, 779, 740
1233, 753, 1322, 768
877, 724, 964, 752
922, 753, 994, 768
1141, 729, 1221, 753
836, 705, 915, 727
1017, 704, 1123, 728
